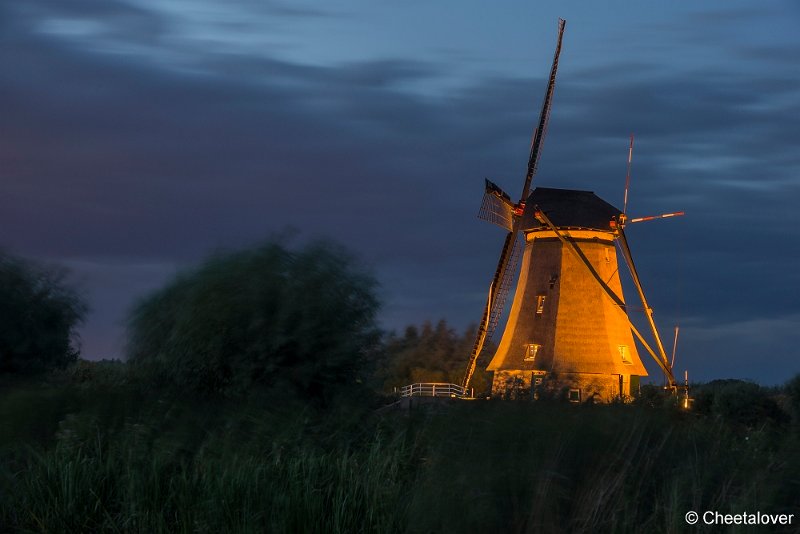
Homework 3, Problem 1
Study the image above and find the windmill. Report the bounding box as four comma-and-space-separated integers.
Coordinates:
461, 20, 684, 402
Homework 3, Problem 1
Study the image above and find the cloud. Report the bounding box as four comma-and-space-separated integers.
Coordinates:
1, 1, 798, 384
676, 314, 800, 385
12, 0, 339, 74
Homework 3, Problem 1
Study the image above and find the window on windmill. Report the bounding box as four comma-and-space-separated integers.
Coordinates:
524, 343, 541, 361
536, 295, 546, 314
549, 275, 558, 289
568, 389, 581, 403
618, 345, 633, 365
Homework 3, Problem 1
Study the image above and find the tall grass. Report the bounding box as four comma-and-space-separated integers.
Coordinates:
0, 385, 414, 533
1, 383, 797, 533
403, 401, 791, 533
5, 433, 410, 532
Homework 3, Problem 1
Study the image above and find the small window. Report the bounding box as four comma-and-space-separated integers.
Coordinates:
568, 389, 581, 403
534, 377, 543, 386
536, 295, 546, 315
549, 275, 558, 289
618, 345, 633, 365
524, 343, 541, 361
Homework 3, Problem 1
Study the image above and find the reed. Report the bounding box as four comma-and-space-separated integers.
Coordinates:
1, 382, 796, 533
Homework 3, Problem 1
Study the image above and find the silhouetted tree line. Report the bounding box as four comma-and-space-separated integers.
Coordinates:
4, 241, 800, 425
1, 241, 492, 400
379, 320, 492, 395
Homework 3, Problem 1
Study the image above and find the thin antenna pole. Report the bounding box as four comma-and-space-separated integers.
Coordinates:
684, 370, 690, 409
623, 133, 634, 216
670, 325, 679, 368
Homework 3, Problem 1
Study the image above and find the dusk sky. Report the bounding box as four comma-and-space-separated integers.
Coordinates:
2, 1, 799, 384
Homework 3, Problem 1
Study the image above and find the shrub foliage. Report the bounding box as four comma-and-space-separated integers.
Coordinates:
126, 241, 380, 398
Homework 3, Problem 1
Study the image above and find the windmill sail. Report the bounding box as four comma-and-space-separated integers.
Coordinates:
462, 19, 566, 392
520, 18, 566, 200
461, 231, 521, 390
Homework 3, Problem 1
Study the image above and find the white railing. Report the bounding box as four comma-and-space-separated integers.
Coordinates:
399, 383, 472, 399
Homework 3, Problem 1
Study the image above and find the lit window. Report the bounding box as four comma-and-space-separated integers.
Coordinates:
568, 389, 581, 403
534, 377, 543, 386
536, 295, 546, 315
524, 343, 541, 361
618, 345, 633, 365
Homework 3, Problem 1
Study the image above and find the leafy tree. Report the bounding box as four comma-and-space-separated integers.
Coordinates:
0, 252, 87, 374
126, 241, 380, 400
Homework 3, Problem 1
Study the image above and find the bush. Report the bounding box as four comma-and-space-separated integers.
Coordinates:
0, 252, 87, 374
633, 384, 676, 409
126, 240, 380, 400
784, 374, 800, 427
693, 380, 787, 428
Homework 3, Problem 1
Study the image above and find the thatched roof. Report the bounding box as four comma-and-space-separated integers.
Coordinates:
520, 187, 620, 231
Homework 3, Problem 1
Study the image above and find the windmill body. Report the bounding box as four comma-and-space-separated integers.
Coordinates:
486, 187, 648, 402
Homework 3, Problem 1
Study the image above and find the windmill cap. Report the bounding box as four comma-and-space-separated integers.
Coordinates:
521, 187, 620, 231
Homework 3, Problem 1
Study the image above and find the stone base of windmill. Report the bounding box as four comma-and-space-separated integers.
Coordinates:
491, 370, 640, 403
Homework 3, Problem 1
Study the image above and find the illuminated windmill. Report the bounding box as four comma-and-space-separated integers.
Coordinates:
461, 20, 683, 402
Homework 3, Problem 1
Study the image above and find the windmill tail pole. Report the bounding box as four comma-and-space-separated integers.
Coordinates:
520, 18, 566, 201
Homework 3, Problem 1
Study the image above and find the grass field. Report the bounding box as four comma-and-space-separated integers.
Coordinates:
1, 375, 798, 533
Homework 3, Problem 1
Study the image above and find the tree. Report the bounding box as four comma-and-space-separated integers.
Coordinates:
126, 240, 381, 400
693, 379, 787, 428
380, 319, 492, 395
0, 252, 87, 374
